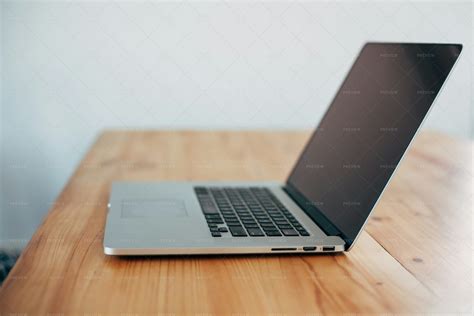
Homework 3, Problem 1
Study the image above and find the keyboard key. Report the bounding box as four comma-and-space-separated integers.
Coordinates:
247, 228, 265, 236
243, 223, 259, 228
281, 228, 299, 236
224, 219, 239, 223
194, 187, 208, 194
201, 204, 218, 214
241, 218, 256, 223
229, 226, 247, 237
242, 220, 258, 225
207, 219, 224, 224
241, 215, 255, 220
211, 232, 222, 237
218, 227, 228, 233
271, 215, 284, 220
261, 223, 277, 229
265, 230, 282, 236
225, 220, 240, 225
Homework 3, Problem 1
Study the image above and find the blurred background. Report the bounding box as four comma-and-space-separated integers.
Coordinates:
1, 0, 472, 251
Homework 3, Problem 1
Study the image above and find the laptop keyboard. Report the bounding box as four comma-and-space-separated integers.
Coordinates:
194, 187, 310, 237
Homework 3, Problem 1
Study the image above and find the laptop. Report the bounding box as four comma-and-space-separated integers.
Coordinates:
104, 42, 462, 255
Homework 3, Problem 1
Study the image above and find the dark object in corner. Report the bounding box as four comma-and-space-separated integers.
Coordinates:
0, 250, 20, 285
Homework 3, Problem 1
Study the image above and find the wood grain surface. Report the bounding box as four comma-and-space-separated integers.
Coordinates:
0, 130, 472, 314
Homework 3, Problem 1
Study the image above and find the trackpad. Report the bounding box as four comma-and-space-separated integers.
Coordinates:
121, 199, 188, 218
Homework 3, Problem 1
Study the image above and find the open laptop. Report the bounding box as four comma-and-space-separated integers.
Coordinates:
104, 42, 462, 255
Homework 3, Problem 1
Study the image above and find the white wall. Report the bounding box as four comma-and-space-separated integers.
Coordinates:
1, 0, 472, 249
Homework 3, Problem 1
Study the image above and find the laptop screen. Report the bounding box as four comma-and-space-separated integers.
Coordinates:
287, 43, 462, 248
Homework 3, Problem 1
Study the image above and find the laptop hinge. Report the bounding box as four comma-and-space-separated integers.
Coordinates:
283, 184, 347, 241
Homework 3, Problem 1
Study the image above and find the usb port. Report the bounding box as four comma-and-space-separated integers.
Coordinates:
322, 246, 335, 251
303, 246, 316, 251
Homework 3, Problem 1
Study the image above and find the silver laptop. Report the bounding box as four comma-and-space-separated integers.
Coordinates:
104, 42, 462, 255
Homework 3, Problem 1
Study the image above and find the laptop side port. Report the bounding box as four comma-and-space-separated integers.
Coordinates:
271, 248, 297, 251
302, 246, 316, 251
322, 246, 336, 251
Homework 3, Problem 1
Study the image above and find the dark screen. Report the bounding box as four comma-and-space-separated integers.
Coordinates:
287, 43, 462, 246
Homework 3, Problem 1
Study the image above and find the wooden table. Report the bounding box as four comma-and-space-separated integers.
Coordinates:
0, 130, 472, 314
